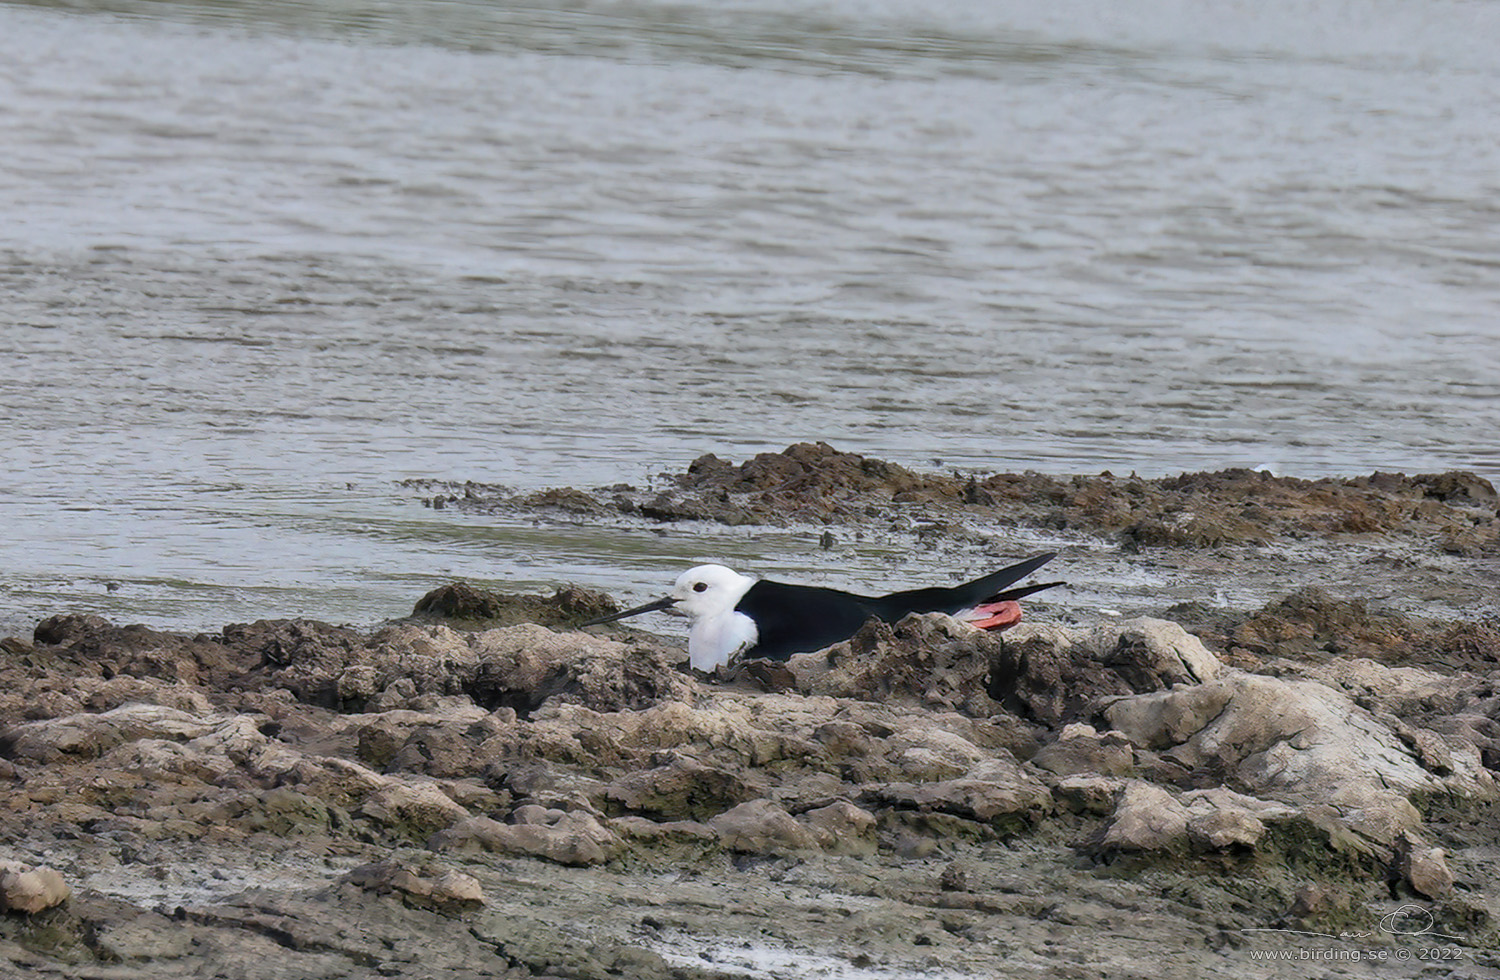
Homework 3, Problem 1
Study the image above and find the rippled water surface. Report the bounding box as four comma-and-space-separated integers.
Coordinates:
2, 0, 1498, 632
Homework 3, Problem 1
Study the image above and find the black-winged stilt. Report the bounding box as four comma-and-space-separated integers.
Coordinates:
582, 552, 1061, 671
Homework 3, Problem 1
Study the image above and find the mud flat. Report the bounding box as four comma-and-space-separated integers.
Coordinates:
5, 445, 1500, 978
409, 442, 1500, 625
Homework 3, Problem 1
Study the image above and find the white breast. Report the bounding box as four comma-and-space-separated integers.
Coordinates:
689, 611, 759, 671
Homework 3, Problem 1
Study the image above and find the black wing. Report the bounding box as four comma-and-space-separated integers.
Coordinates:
733, 580, 879, 661
870, 552, 1058, 619
735, 553, 1061, 662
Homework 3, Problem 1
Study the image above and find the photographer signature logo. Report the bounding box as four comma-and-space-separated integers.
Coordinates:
1379, 905, 1443, 938
1242, 904, 1463, 943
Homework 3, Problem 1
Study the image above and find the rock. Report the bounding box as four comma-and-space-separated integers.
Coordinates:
429, 870, 485, 904
271, 756, 390, 810
1288, 882, 1332, 919
799, 801, 877, 856
1031, 723, 1134, 777
288, 624, 478, 711
1181, 590, 1500, 669
468, 624, 693, 716
938, 861, 969, 892
348, 703, 501, 775
708, 800, 821, 857
344, 859, 485, 906
0, 862, 70, 913
607, 815, 719, 860
456, 447, 1500, 562
791, 613, 1007, 716
1095, 782, 1189, 853
492, 759, 606, 813
23, 616, 250, 688
602, 755, 760, 822
1051, 775, 1130, 815
87, 908, 197, 960
884, 726, 990, 781
0, 703, 221, 763
1119, 511, 1269, 549
227, 786, 344, 836
48, 676, 214, 717
227, 619, 425, 710
871, 757, 1051, 828
430, 811, 620, 866
357, 782, 470, 838
724, 659, 799, 693
1180, 788, 1291, 850
32, 613, 113, 647
1101, 668, 1495, 847
1396, 834, 1454, 899
510, 802, 567, 825
7, 515, 1500, 980
1282, 657, 1483, 718
410, 581, 619, 630
992, 619, 1221, 725
1087, 781, 1300, 858
1415, 470, 1500, 506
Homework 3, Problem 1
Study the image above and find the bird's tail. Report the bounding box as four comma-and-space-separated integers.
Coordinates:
874, 552, 1061, 617
982, 579, 1064, 604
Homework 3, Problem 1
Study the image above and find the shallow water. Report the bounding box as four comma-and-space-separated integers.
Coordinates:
2, 0, 1497, 632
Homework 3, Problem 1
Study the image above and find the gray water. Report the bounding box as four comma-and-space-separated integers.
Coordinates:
2, 0, 1498, 634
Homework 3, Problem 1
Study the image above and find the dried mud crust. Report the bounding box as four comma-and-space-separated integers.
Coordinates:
4, 599, 1500, 978
1169, 587, 1500, 672
406, 441, 1500, 552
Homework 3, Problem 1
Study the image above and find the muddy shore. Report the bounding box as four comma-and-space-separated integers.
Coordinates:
5, 444, 1500, 979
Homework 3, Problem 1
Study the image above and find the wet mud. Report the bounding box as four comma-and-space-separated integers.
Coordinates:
5, 444, 1500, 978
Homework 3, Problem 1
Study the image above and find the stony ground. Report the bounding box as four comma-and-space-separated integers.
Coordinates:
5, 444, 1500, 979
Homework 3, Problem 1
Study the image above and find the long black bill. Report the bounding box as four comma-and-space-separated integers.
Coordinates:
578, 595, 680, 627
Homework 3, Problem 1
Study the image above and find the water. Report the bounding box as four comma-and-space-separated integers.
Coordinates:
2, 0, 1497, 634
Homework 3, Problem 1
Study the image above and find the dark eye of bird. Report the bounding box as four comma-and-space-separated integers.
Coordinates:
693, 582, 708, 592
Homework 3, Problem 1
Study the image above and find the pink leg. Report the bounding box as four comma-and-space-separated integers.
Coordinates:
968, 600, 1022, 631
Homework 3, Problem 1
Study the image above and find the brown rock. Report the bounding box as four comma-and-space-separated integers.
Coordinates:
1397, 834, 1455, 899
1095, 782, 1189, 853
799, 800, 877, 856
30, 615, 251, 688
410, 581, 619, 629
708, 799, 821, 857
468, 625, 692, 716
792, 612, 1006, 716
872, 757, 1051, 826
344, 859, 485, 906
0, 862, 70, 913
1031, 723, 1134, 777
1101, 668, 1496, 848
358, 782, 469, 837
938, 861, 969, 892
603, 756, 758, 821
0, 703, 221, 763
1181, 588, 1500, 669
430, 811, 620, 866
483, 446, 1500, 553
993, 619, 1221, 725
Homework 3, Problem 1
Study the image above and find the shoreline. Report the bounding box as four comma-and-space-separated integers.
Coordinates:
3, 445, 1499, 978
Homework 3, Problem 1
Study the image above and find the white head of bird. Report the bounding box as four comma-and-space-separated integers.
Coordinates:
670, 564, 753, 616
670, 564, 759, 670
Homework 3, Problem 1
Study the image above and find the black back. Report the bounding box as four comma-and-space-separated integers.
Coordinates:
735, 553, 1060, 661
733, 580, 878, 660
